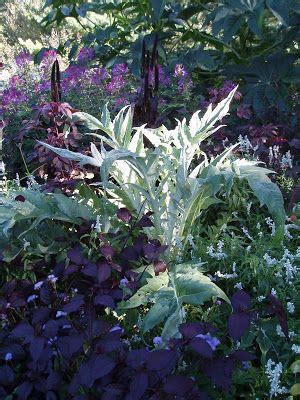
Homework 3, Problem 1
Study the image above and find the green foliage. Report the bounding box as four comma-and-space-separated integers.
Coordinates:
0, 183, 115, 264
42, 0, 300, 113
39, 89, 288, 339
0, 188, 92, 237
225, 53, 300, 114
41, 88, 285, 249
119, 262, 230, 340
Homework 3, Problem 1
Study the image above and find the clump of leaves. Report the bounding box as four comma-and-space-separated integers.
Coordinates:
14, 60, 87, 183
41, 88, 285, 239
0, 219, 254, 400
39, 87, 286, 338
0, 207, 257, 399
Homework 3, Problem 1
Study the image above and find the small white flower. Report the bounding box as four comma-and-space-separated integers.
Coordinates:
206, 241, 227, 260
246, 202, 252, 215
263, 253, 278, 267
186, 234, 196, 249
287, 302, 295, 314
34, 281, 44, 290
276, 325, 295, 339
153, 336, 163, 347
257, 295, 265, 302
271, 288, 277, 296
291, 344, 300, 354
5, 353, 12, 361
276, 325, 285, 338
92, 215, 102, 232
239, 134, 253, 153
177, 360, 188, 372
56, 311, 67, 318
47, 274, 58, 283
234, 282, 243, 290
15, 173, 20, 187
265, 359, 287, 398
23, 238, 31, 251
265, 217, 276, 236
280, 150, 293, 169
27, 294, 38, 303
215, 270, 237, 279
282, 259, 297, 283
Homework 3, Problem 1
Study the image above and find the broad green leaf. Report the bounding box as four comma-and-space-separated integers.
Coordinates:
290, 360, 300, 374
235, 160, 285, 226
37, 141, 102, 167
161, 306, 184, 340
290, 384, 300, 396
142, 301, 172, 333
122, 263, 229, 338
72, 111, 112, 136
119, 272, 169, 309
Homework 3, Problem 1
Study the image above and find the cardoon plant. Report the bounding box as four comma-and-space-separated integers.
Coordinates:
41, 88, 285, 242
40, 88, 286, 338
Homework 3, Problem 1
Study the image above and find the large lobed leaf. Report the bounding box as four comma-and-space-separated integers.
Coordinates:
120, 263, 230, 339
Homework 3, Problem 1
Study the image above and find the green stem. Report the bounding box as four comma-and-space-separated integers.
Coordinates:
18, 145, 31, 177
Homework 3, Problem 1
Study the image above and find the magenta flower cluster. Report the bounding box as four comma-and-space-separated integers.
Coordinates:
1, 48, 196, 119
15, 52, 33, 68
76, 46, 94, 64
174, 64, 193, 93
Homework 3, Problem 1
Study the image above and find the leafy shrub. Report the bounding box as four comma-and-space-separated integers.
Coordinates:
0, 190, 260, 399
42, 0, 300, 115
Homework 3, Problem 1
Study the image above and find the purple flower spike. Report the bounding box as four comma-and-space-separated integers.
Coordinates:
15, 52, 33, 68
77, 47, 94, 64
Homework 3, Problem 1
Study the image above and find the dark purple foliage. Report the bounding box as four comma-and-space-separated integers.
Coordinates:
15, 195, 25, 202
266, 294, 289, 340
117, 207, 132, 223
153, 260, 167, 275
143, 242, 168, 262
228, 291, 255, 340
163, 375, 194, 396
137, 212, 154, 228
1, 218, 225, 399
